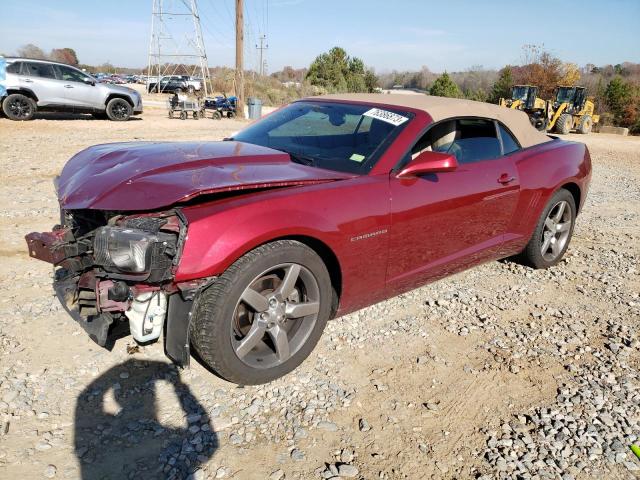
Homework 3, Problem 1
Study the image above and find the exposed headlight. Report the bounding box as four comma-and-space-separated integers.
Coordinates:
94, 227, 156, 273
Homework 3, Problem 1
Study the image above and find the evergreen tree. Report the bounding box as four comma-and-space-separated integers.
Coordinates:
488, 66, 513, 104
428, 72, 462, 98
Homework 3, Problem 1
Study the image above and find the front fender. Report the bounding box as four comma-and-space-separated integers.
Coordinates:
175, 197, 342, 282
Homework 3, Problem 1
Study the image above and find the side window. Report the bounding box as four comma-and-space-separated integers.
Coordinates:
454, 119, 501, 164
55, 65, 88, 83
498, 123, 521, 155
22, 62, 57, 79
6, 62, 23, 74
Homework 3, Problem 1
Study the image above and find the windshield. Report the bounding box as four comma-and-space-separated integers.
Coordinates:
232, 101, 412, 174
512, 86, 529, 101
556, 87, 576, 104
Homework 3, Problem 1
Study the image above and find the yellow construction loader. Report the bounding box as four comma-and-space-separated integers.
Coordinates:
546, 86, 599, 134
499, 85, 549, 131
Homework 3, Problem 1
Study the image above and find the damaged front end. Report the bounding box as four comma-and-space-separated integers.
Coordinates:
26, 209, 201, 365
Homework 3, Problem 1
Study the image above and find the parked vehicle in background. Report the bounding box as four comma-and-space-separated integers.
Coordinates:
547, 86, 599, 135
109, 75, 127, 85
203, 94, 237, 119
147, 75, 201, 94
2, 57, 143, 121
147, 78, 188, 94
25, 94, 591, 385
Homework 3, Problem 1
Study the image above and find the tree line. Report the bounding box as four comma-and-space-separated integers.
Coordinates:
6, 42, 639, 133
294, 45, 640, 133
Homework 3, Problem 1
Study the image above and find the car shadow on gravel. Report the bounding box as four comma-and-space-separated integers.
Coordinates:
74, 359, 217, 480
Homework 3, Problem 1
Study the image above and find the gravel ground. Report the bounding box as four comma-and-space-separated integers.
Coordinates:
0, 108, 638, 480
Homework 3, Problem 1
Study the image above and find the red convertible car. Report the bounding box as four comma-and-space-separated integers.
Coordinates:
26, 94, 591, 384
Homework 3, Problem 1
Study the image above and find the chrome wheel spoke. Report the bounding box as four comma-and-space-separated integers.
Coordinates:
544, 217, 555, 232
556, 222, 571, 232
551, 237, 561, 257
276, 264, 300, 298
235, 320, 267, 358
553, 201, 566, 222
541, 235, 552, 255
267, 325, 290, 362
241, 288, 269, 312
286, 301, 320, 318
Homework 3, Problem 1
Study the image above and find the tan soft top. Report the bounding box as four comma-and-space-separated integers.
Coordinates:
316, 93, 551, 149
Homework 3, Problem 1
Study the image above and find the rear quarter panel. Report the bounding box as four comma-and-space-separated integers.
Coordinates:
176, 176, 392, 314
503, 138, 591, 255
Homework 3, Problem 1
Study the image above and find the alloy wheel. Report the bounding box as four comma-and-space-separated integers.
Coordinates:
9, 98, 33, 119
111, 101, 129, 120
540, 200, 572, 262
231, 263, 320, 369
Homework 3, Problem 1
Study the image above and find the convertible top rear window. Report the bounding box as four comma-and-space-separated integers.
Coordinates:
233, 101, 413, 174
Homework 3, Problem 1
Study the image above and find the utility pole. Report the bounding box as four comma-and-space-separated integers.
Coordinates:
235, 0, 245, 119
256, 35, 268, 76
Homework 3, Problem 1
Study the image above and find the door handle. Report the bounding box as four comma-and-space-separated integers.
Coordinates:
498, 173, 515, 184
64, 85, 74, 88
22, 79, 34, 83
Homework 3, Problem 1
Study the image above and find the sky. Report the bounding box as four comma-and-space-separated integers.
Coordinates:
1, 0, 639, 73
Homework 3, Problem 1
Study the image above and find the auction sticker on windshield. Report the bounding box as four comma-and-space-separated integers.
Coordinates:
363, 108, 409, 126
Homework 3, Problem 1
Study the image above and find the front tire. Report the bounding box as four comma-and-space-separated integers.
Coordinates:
555, 113, 573, 134
578, 115, 593, 134
2, 93, 36, 121
519, 189, 576, 269
190, 240, 332, 385
105, 98, 132, 121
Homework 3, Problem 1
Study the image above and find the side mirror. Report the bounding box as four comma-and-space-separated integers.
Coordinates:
84, 78, 95, 86
396, 151, 458, 178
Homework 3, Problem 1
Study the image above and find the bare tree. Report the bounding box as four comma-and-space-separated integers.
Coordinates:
16, 44, 47, 60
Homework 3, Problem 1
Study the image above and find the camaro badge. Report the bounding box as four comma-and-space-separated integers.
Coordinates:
351, 229, 388, 242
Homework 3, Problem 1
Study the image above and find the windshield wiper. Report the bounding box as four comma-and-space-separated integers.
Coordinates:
286, 152, 317, 167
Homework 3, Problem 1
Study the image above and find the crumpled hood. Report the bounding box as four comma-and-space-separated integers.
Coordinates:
57, 141, 352, 210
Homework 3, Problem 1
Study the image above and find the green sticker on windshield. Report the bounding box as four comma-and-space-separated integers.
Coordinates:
350, 153, 365, 162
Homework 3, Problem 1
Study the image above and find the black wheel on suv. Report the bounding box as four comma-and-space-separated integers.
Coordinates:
105, 98, 133, 121
2, 93, 37, 121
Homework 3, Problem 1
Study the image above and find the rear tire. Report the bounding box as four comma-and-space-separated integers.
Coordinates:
190, 240, 332, 385
555, 113, 573, 134
578, 115, 592, 134
2, 93, 36, 121
105, 98, 132, 121
519, 189, 576, 269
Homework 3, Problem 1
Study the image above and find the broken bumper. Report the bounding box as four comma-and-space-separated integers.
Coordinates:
26, 222, 204, 366
54, 275, 114, 347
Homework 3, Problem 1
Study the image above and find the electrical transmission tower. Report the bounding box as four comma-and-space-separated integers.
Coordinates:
256, 35, 268, 76
147, 0, 211, 96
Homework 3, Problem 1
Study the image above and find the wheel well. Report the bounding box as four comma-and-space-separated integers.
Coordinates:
6, 88, 38, 102
561, 182, 581, 214
105, 94, 134, 108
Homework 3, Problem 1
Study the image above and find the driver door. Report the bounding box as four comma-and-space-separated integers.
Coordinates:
54, 65, 102, 110
386, 118, 520, 294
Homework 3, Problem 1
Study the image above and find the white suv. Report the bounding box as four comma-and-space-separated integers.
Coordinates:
1, 58, 143, 121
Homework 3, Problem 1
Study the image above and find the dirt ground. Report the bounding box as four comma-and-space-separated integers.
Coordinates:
0, 107, 638, 480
